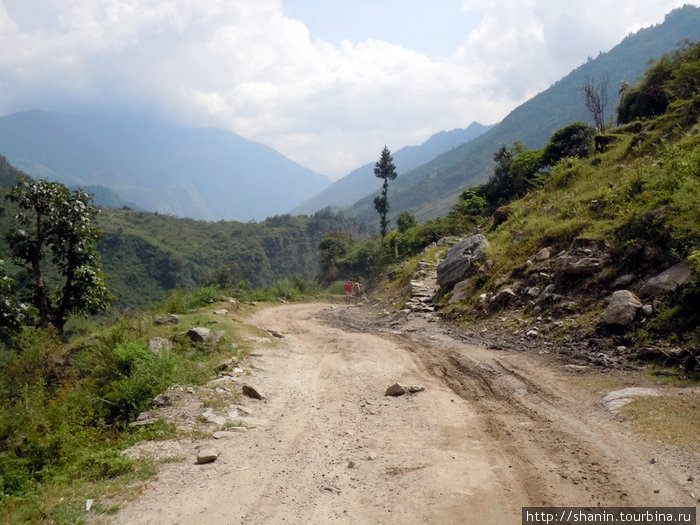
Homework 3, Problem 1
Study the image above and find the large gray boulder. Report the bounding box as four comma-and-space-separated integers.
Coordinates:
603, 290, 642, 327
187, 327, 212, 342
554, 255, 608, 275
640, 261, 692, 297
437, 234, 490, 289
554, 238, 611, 276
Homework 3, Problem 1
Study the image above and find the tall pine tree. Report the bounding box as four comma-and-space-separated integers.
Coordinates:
373, 146, 398, 237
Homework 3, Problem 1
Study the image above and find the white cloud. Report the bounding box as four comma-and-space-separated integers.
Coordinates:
454, 0, 692, 102
0, 0, 695, 178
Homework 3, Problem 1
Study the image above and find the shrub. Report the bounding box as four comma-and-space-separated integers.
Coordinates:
542, 122, 595, 165
162, 285, 223, 314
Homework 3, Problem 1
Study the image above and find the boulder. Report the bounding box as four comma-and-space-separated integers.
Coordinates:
200, 408, 227, 426
152, 393, 174, 407
640, 261, 692, 297
187, 327, 211, 342
602, 290, 642, 327
491, 207, 510, 226
477, 259, 493, 276
526, 286, 541, 297
437, 234, 490, 289
148, 337, 171, 353
554, 255, 608, 275
534, 247, 551, 261
449, 279, 473, 304
196, 448, 220, 464
598, 387, 660, 414
436, 236, 463, 246
213, 309, 229, 315
242, 383, 265, 400
612, 274, 635, 288
155, 314, 179, 325
211, 330, 226, 344
385, 383, 425, 396
385, 383, 407, 396
490, 287, 517, 305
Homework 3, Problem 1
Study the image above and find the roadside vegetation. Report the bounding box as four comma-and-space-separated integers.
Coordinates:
0, 283, 310, 524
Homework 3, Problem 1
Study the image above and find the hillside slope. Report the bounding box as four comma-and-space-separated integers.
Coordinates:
384, 41, 700, 362
346, 5, 700, 223
292, 122, 491, 215
0, 111, 331, 221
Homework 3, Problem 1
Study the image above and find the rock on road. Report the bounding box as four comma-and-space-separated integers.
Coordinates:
111, 303, 698, 525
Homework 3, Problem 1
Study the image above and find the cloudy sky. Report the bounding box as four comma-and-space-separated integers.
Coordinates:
0, 0, 695, 179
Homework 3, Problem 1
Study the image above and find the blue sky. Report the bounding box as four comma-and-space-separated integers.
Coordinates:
0, 0, 696, 178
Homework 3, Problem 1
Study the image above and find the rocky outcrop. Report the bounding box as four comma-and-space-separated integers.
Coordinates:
490, 287, 517, 305
449, 279, 473, 304
437, 234, 490, 289
242, 383, 266, 400
640, 261, 692, 297
554, 238, 611, 276
603, 290, 642, 327
187, 327, 211, 342
149, 337, 171, 353
155, 314, 179, 325
196, 447, 220, 464
385, 383, 425, 396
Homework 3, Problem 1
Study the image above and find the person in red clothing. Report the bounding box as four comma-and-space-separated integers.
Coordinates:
344, 280, 353, 304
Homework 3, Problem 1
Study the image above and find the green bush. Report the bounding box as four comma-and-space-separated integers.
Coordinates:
162, 285, 223, 314
542, 122, 595, 165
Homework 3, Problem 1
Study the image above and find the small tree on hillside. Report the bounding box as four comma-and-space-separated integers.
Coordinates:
396, 211, 418, 233
373, 146, 398, 237
580, 73, 609, 130
5, 177, 112, 333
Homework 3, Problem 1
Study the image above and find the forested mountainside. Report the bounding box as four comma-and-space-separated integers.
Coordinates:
292, 122, 492, 215
96, 207, 367, 307
0, 110, 330, 222
345, 5, 700, 224
0, 158, 365, 308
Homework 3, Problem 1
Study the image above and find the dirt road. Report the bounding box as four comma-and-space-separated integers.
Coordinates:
112, 303, 698, 525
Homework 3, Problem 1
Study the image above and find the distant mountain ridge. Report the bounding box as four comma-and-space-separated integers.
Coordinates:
292, 122, 492, 215
0, 110, 331, 221
345, 5, 700, 223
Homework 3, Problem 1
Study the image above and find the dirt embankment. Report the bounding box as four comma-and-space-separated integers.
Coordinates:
110, 302, 699, 525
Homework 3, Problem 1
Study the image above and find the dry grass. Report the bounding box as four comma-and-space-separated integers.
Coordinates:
620, 393, 700, 448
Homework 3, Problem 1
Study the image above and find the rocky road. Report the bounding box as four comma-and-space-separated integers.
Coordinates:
111, 302, 699, 525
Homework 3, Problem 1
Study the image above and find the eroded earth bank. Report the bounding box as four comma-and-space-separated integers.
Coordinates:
111, 302, 699, 525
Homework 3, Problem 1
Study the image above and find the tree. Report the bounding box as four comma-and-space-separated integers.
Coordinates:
5, 177, 112, 333
580, 73, 609, 130
396, 211, 418, 234
373, 146, 398, 237
482, 142, 527, 208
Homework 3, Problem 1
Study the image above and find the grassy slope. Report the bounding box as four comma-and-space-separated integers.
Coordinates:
428, 106, 699, 350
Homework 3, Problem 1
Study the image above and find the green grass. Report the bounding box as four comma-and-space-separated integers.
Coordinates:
0, 294, 251, 523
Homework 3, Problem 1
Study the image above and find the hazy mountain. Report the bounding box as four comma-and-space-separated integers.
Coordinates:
346, 5, 700, 223
77, 185, 143, 211
0, 110, 331, 221
292, 122, 491, 215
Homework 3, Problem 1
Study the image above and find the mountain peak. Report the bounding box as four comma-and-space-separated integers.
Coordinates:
0, 110, 330, 221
